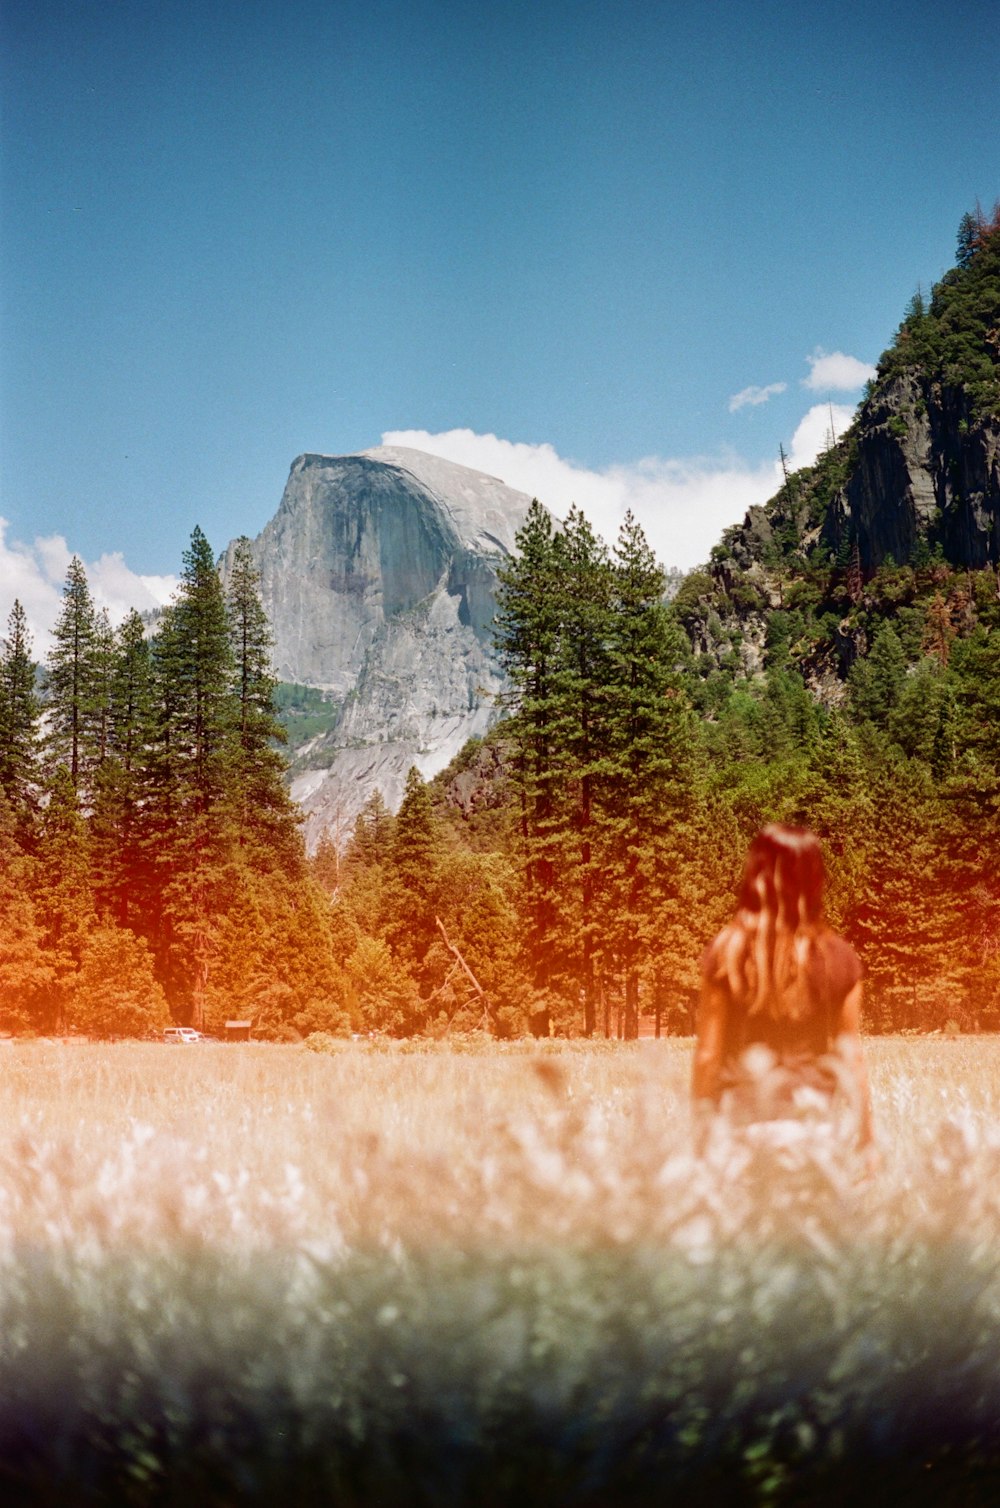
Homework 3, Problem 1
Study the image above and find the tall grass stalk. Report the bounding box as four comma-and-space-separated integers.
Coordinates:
1, 1040, 999, 1504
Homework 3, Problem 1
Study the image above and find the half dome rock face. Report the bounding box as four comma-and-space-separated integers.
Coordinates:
222, 447, 534, 848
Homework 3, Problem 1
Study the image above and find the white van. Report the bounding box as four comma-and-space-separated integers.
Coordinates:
163, 1027, 203, 1044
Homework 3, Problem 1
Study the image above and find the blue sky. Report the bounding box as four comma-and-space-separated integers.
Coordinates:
2, 0, 998, 644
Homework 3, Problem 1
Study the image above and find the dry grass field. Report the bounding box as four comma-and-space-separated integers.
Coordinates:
1, 1037, 999, 1504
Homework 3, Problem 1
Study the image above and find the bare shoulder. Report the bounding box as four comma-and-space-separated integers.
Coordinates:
819, 929, 863, 996
702, 922, 739, 980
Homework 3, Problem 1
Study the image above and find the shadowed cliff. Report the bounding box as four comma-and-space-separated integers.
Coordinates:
223, 447, 534, 847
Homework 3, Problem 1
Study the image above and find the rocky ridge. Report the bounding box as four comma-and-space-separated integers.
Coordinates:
722, 216, 1000, 582
821, 373, 1000, 572
683, 219, 1000, 702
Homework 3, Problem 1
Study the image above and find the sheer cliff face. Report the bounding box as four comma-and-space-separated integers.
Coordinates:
224, 447, 534, 847
823, 374, 1000, 571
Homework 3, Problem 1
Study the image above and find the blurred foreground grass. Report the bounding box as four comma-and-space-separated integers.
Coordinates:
1, 1039, 999, 1504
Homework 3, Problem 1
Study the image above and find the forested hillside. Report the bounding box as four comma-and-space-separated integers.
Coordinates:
320, 206, 1000, 1038
1, 207, 998, 1039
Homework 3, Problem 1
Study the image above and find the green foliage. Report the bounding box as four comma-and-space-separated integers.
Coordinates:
492, 501, 710, 1036
10, 347, 1000, 1041
848, 622, 907, 725
344, 933, 420, 1033
602, 512, 700, 1036
275, 681, 340, 751
69, 926, 169, 1037
33, 767, 95, 1029
878, 202, 1000, 421
0, 600, 40, 828
1, 535, 336, 1039
45, 556, 102, 790
0, 802, 50, 1031
949, 625, 1000, 827
149, 526, 236, 820
225, 537, 302, 868
672, 569, 717, 624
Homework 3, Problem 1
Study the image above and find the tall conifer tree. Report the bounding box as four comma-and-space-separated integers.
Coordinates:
89, 610, 157, 928
551, 507, 613, 1034
225, 536, 300, 868
0, 791, 50, 1031
387, 766, 442, 997
603, 512, 694, 1038
46, 557, 100, 790
151, 526, 235, 817
0, 600, 41, 829
33, 766, 95, 1030
147, 527, 236, 1023
494, 500, 563, 1030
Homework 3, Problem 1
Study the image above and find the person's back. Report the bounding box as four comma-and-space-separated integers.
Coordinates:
693, 825, 873, 1150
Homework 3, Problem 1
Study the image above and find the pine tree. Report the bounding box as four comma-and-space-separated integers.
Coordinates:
46, 557, 100, 790
956, 206, 985, 268
311, 829, 341, 894
338, 792, 396, 947
92, 608, 115, 766
70, 926, 169, 1038
0, 600, 41, 828
146, 528, 237, 1024
493, 500, 564, 1029
850, 762, 965, 1028
386, 766, 443, 1000
347, 790, 395, 868
225, 536, 300, 868
89, 610, 157, 928
0, 793, 50, 1031
949, 625, 1000, 828
33, 766, 95, 1029
550, 507, 613, 1034
603, 512, 695, 1038
112, 609, 155, 774
888, 656, 957, 771
151, 527, 235, 817
848, 622, 907, 726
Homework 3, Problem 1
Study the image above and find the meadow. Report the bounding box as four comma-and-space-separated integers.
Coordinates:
1, 1037, 999, 1505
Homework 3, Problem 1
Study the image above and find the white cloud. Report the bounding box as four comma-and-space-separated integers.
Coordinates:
1, 400, 867, 664
383, 428, 782, 570
728, 381, 787, 412
0, 517, 177, 658
803, 348, 876, 391
383, 412, 865, 571
787, 404, 857, 470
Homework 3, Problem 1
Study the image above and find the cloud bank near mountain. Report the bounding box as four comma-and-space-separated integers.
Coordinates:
382, 409, 854, 573
0, 518, 176, 656
4, 389, 863, 652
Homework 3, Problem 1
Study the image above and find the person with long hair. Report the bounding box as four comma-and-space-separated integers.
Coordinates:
692, 824, 874, 1156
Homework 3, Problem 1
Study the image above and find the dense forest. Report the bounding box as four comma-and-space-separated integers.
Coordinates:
1, 208, 998, 1038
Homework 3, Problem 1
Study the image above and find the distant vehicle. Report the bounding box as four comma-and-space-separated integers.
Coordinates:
163, 1027, 204, 1044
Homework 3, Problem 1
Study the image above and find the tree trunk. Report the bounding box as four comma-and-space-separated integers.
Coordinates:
530, 1001, 551, 1038
624, 969, 639, 1040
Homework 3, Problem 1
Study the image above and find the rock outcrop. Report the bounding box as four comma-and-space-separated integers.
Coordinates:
822, 374, 1000, 571
223, 447, 534, 849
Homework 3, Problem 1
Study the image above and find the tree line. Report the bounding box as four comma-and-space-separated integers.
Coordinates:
0, 530, 340, 1037
2, 506, 999, 1038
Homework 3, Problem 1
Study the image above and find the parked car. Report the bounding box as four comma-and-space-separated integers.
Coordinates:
163, 1027, 204, 1044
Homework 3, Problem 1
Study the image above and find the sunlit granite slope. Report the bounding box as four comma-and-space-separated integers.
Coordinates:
223, 447, 535, 848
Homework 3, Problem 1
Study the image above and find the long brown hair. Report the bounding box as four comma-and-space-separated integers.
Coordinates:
712, 824, 828, 1021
